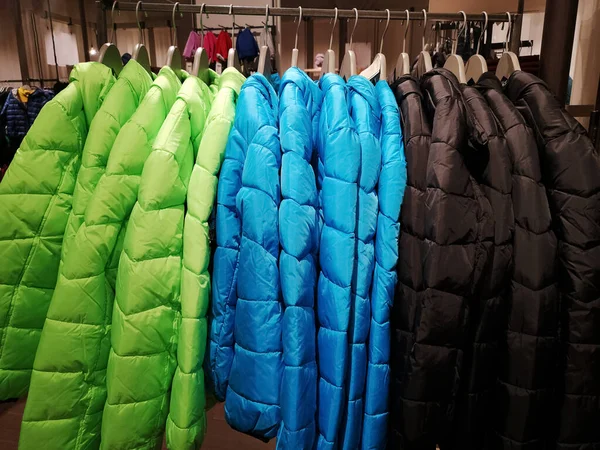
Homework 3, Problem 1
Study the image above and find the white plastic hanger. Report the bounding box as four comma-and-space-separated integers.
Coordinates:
98, 1, 123, 76
444, 11, 467, 83
320, 7, 338, 78
360, 8, 390, 82
132, 1, 152, 75
257, 4, 272, 76
394, 10, 411, 79
340, 8, 358, 80
192, 3, 210, 83
227, 5, 241, 70
496, 12, 521, 81
291, 7, 302, 67
416, 9, 433, 77
165, 2, 183, 72
465, 11, 489, 83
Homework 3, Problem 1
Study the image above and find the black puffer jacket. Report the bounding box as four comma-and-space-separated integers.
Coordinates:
477, 72, 560, 450
390, 76, 432, 449
505, 71, 600, 450
440, 84, 514, 450
390, 68, 494, 449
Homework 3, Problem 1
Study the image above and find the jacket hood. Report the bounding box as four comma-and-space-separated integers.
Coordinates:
69, 62, 116, 128
219, 67, 246, 96
244, 73, 279, 121
279, 67, 322, 122
346, 75, 381, 118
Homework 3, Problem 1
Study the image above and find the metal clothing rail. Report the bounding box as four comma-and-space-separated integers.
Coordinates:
112, 2, 514, 23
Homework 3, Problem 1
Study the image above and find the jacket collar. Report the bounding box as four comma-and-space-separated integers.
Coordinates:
347, 75, 381, 117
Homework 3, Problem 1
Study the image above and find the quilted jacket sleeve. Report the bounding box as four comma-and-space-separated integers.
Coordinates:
61, 61, 153, 260
361, 81, 406, 450
276, 67, 322, 450
0, 62, 115, 401
397, 69, 493, 449
389, 77, 433, 449
477, 73, 559, 450
506, 72, 600, 450
166, 69, 244, 450
102, 75, 215, 450
448, 85, 514, 450
208, 81, 249, 403
90, 67, 182, 450
339, 75, 382, 450
224, 73, 282, 440
20, 61, 153, 450
315, 73, 361, 450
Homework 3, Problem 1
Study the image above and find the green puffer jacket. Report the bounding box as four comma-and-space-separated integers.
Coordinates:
20, 60, 154, 450
0, 62, 115, 401
104, 71, 219, 450
98, 66, 183, 449
166, 67, 245, 450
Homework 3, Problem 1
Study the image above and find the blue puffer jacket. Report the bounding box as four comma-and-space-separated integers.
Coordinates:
219, 73, 282, 439
2, 88, 54, 151
316, 73, 361, 450
339, 75, 382, 450
361, 81, 407, 449
276, 67, 322, 450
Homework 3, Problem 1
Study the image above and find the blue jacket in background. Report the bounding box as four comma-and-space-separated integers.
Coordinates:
361, 81, 407, 450
224, 73, 282, 440
2, 88, 54, 152
339, 75, 382, 450
276, 67, 322, 450
315, 73, 361, 450
236, 28, 260, 60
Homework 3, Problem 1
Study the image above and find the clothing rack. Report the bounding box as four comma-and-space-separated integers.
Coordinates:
111, 2, 514, 23
197, 24, 275, 32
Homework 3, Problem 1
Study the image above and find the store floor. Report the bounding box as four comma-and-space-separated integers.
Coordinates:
0, 398, 275, 449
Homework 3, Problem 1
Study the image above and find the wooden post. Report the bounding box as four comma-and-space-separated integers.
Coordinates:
539, 0, 579, 104
10, 0, 29, 81
79, 0, 90, 61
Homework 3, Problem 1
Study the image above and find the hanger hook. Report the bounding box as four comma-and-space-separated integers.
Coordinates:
264, 4, 269, 33
329, 7, 338, 51
171, 2, 181, 47
379, 9, 390, 54
110, 1, 119, 44
349, 8, 358, 48
477, 11, 488, 55
229, 4, 235, 38
294, 7, 302, 50
421, 9, 427, 51
505, 12, 512, 52
135, 1, 146, 44
459, 11, 467, 39
199, 3, 205, 45
403, 10, 410, 54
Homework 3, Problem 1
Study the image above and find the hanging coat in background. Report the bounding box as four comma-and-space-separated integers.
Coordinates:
166, 68, 244, 450
389, 76, 433, 449
444, 85, 514, 450
216, 31, 233, 60
505, 71, 600, 450
224, 73, 281, 440
339, 75, 382, 450
276, 67, 322, 450
390, 69, 494, 449
68, 66, 180, 450
1, 87, 54, 156
0, 63, 115, 401
236, 28, 259, 61
315, 73, 361, 450
476, 72, 560, 450
102, 71, 218, 450
20, 60, 154, 450
361, 80, 406, 450
208, 74, 255, 405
